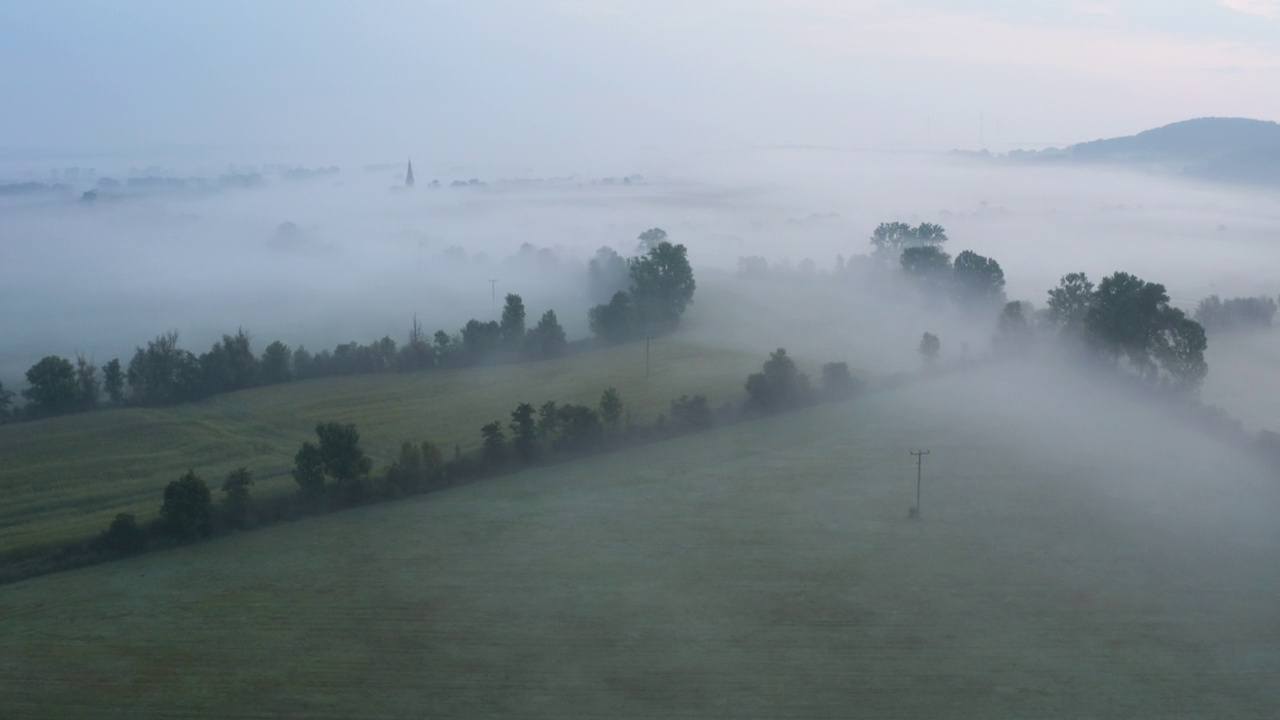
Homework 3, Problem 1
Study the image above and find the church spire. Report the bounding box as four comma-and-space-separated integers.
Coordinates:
405, 158, 415, 187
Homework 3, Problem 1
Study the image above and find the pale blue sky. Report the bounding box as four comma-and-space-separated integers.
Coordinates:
0, 0, 1276, 170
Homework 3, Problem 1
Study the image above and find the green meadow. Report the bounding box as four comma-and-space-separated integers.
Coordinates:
0, 341, 767, 553
3, 362, 1279, 718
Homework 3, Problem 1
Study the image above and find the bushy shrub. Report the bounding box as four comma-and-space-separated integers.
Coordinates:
820, 362, 860, 399
384, 441, 444, 496
745, 348, 811, 413
101, 512, 145, 555
669, 394, 713, 432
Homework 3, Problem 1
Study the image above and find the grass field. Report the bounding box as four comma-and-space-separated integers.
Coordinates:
3, 362, 1278, 718
0, 340, 772, 554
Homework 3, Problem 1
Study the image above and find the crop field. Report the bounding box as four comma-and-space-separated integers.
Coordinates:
4, 363, 1278, 718
0, 341, 770, 554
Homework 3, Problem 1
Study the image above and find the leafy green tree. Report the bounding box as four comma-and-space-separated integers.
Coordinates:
918, 332, 941, 366
1046, 272, 1095, 334
588, 246, 630, 303
526, 310, 568, 359
870, 222, 914, 259
510, 402, 538, 460
102, 512, 145, 554
900, 246, 953, 291
481, 420, 506, 464
635, 227, 669, 254
1084, 272, 1171, 374
291, 345, 316, 379
952, 250, 1006, 307
74, 354, 100, 409
914, 222, 948, 245
260, 340, 293, 384
669, 394, 713, 432
820, 362, 859, 399
315, 422, 373, 496
293, 441, 325, 497
374, 336, 401, 373
102, 358, 125, 405
599, 387, 623, 433
537, 401, 560, 440
554, 404, 603, 452
870, 221, 947, 262
461, 319, 502, 365
0, 380, 13, 422
500, 294, 526, 355
161, 470, 213, 540
993, 301, 1034, 355
588, 291, 636, 344
399, 315, 434, 371
745, 348, 812, 413
1154, 309, 1208, 391
22, 355, 79, 416
200, 329, 258, 395
384, 440, 444, 495
222, 467, 254, 527
629, 241, 696, 334
431, 331, 460, 368
127, 331, 202, 405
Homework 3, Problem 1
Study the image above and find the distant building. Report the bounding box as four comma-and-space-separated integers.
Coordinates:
405, 159, 415, 187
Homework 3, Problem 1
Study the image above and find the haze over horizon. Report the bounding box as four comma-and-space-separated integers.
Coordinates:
2, 0, 1279, 174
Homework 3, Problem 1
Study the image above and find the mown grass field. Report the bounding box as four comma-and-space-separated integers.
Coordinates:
0, 341, 772, 554
3, 363, 1279, 718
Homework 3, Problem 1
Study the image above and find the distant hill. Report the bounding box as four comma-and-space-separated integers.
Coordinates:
1008, 117, 1280, 185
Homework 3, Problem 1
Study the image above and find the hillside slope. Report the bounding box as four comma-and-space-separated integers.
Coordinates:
3, 362, 1278, 718
1017, 117, 1280, 185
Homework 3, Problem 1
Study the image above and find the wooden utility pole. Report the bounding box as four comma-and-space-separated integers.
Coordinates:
488, 279, 498, 319
910, 450, 930, 518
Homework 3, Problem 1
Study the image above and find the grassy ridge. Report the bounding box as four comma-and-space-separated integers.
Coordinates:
3, 365, 1278, 717
0, 341, 769, 553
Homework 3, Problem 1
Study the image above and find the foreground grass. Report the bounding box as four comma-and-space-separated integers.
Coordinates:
3, 363, 1278, 718
0, 340, 766, 554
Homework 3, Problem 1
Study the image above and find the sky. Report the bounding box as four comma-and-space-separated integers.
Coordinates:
0, 0, 1278, 171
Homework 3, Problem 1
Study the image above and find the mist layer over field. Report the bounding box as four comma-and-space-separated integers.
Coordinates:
3, 151, 1277, 420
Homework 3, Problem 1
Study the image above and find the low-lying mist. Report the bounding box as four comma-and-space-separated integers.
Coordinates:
2, 150, 1277, 420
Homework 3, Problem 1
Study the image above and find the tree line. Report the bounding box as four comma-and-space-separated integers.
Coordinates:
23, 345, 859, 580
859, 221, 1229, 393
4, 300, 567, 421
1, 228, 698, 424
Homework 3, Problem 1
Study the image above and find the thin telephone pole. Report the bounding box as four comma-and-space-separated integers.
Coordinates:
488, 279, 498, 319
910, 450, 930, 518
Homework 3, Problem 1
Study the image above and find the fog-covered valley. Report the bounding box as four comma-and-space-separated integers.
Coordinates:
4, 151, 1278, 423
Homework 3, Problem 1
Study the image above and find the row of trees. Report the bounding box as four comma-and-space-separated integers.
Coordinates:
868, 223, 1009, 311
92, 342, 868, 565
914, 269, 1209, 391
7, 298, 569, 419
865, 222, 1213, 392
1194, 294, 1277, 334
6, 227, 694, 422
101, 466, 255, 554
1043, 271, 1208, 389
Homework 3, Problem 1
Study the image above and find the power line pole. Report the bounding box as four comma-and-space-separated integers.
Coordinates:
910, 449, 930, 518
488, 279, 498, 319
